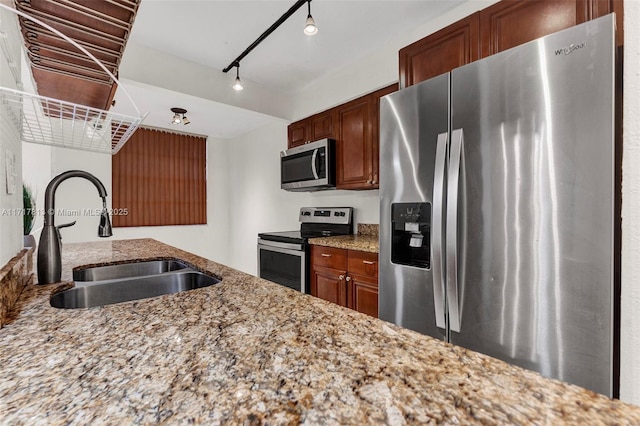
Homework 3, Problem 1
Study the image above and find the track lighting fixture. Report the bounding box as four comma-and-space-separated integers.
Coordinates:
170, 107, 190, 125
222, 0, 320, 90
232, 63, 243, 91
304, 1, 317, 36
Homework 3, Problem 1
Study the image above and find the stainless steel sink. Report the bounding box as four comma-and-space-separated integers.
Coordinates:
73, 260, 191, 281
51, 271, 220, 309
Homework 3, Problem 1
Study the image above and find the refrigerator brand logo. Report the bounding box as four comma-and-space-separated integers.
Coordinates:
554, 42, 586, 56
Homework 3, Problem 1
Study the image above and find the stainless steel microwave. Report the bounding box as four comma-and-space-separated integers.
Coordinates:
281, 138, 335, 191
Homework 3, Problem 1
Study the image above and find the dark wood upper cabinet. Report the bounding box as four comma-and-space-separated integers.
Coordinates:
287, 84, 396, 189
287, 118, 310, 148
400, 0, 623, 89
287, 110, 337, 149
369, 84, 398, 188
481, 0, 585, 57
481, 0, 623, 57
336, 96, 373, 189
399, 13, 480, 88
310, 109, 337, 141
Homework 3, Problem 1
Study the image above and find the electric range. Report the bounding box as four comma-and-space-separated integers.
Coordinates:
257, 207, 353, 293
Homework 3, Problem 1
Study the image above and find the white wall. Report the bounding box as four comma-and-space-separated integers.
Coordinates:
0, 3, 23, 265
226, 121, 379, 275
620, 0, 640, 405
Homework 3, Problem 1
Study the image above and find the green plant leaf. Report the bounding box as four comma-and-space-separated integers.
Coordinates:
23, 184, 35, 235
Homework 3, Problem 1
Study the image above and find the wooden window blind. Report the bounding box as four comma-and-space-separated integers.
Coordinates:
112, 127, 207, 227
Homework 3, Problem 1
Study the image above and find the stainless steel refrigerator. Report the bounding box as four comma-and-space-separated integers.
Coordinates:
379, 15, 616, 397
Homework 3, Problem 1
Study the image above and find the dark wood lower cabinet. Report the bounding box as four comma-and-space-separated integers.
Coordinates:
310, 265, 347, 307
350, 275, 378, 318
310, 245, 378, 317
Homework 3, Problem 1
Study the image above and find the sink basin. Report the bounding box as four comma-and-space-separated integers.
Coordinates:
51, 271, 220, 309
73, 260, 191, 282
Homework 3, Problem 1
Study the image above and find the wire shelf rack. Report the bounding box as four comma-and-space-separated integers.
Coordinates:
1, 86, 143, 154
0, 3, 145, 155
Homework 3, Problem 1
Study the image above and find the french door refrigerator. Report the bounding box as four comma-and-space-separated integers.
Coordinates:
379, 14, 616, 397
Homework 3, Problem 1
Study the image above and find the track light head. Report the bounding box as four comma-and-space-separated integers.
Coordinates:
233, 64, 243, 91
182, 115, 190, 125
304, 1, 317, 36
304, 16, 317, 36
233, 77, 244, 91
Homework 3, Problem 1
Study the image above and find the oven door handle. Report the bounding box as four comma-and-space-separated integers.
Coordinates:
258, 239, 305, 254
257, 239, 304, 251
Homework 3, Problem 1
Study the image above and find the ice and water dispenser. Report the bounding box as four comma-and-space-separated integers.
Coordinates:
391, 203, 430, 268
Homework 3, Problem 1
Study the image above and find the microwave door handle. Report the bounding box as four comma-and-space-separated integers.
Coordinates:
311, 148, 319, 179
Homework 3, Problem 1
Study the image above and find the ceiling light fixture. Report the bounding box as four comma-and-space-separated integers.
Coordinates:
232, 63, 243, 91
222, 0, 317, 88
170, 107, 189, 125
304, 1, 318, 36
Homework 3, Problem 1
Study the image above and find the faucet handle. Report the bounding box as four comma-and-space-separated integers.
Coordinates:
55, 221, 76, 242
56, 221, 77, 230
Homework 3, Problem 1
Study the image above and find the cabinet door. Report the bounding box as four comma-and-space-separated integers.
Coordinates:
337, 96, 374, 189
369, 84, 398, 188
310, 265, 347, 307
480, 0, 592, 57
399, 13, 479, 88
310, 109, 337, 141
349, 274, 378, 318
287, 119, 310, 148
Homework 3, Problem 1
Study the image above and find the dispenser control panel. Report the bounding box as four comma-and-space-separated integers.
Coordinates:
391, 202, 430, 269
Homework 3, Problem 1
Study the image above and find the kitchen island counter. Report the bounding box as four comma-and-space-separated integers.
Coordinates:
0, 238, 638, 424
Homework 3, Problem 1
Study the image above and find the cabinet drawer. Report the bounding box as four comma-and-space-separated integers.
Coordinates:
311, 246, 347, 270
347, 250, 378, 280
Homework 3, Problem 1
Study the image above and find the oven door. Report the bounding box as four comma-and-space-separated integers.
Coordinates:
257, 239, 307, 293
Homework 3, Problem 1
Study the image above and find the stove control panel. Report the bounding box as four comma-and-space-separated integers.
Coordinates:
299, 207, 352, 225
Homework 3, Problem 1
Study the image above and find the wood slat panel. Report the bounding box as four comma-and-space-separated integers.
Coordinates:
112, 127, 207, 227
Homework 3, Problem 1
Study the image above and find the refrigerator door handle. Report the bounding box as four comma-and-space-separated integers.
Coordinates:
446, 128, 463, 333
432, 132, 448, 330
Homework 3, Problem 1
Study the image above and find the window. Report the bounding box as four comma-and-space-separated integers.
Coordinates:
112, 127, 207, 227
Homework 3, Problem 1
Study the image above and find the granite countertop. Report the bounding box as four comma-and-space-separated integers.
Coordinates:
1, 238, 639, 424
308, 234, 379, 253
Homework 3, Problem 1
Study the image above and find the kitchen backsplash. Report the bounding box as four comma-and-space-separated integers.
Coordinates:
357, 223, 378, 236
0, 248, 34, 328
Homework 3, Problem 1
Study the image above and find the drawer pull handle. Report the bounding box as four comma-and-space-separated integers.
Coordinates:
363, 260, 376, 265
321, 254, 332, 257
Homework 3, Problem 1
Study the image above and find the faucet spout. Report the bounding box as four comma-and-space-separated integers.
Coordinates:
98, 198, 113, 238
37, 170, 113, 284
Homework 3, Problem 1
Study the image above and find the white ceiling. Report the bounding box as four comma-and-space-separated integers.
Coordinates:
129, 0, 462, 93
116, 0, 465, 138
114, 79, 278, 139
